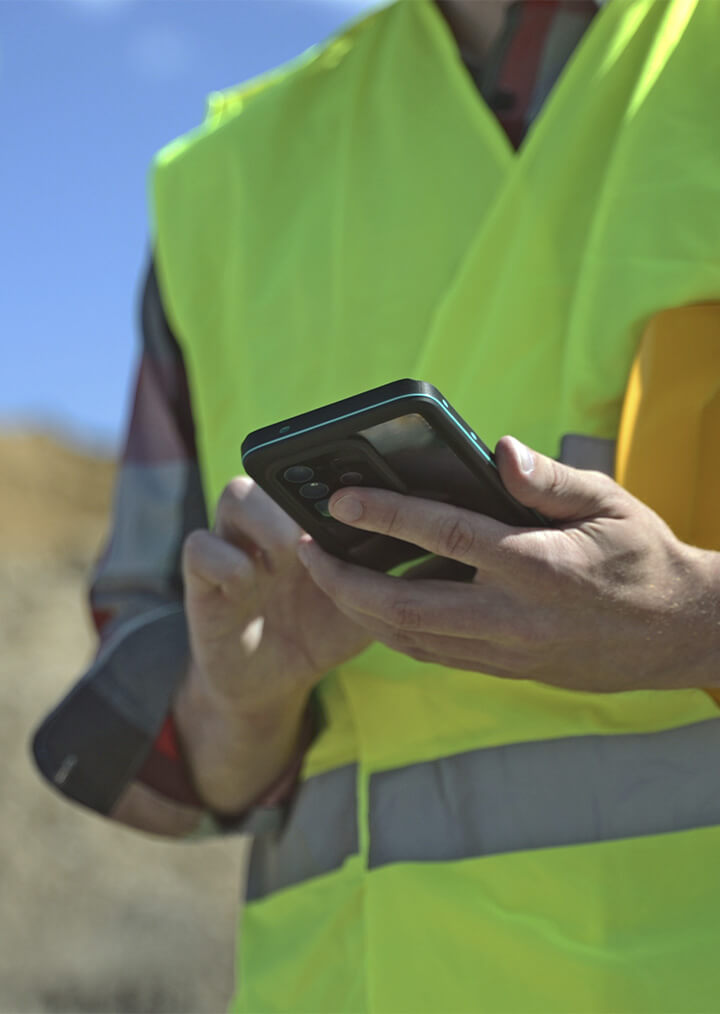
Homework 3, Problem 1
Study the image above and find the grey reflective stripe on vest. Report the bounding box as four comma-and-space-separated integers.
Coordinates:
246, 763, 358, 901
368, 718, 720, 868
559, 434, 616, 476
244, 719, 720, 897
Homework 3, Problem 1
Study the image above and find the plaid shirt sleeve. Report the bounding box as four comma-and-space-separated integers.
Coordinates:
32, 259, 308, 833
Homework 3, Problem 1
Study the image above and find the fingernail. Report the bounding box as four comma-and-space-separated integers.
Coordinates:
512, 437, 535, 474
330, 494, 364, 522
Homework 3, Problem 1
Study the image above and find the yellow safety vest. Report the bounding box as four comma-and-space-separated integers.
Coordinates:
152, 1, 720, 1010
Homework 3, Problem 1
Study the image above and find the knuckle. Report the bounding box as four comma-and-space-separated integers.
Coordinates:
580, 468, 613, 498
217, 476, 252, 515
546, 460, 571, 501
182, 529, 207, 570
382, 500, 404, 539
587, 468, 612, 488
387, 596, 424, 631
593, 472, 626, 511
436, 515, 476, 559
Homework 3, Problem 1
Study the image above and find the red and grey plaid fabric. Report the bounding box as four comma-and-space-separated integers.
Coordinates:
33, 0, 599, 830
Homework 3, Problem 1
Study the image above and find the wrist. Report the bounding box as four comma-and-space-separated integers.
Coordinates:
174, 659, 311, 814
668, 543, 720, 691
692, 547, 720, 688
211, 703, 317, 826
183, 655, 310, 730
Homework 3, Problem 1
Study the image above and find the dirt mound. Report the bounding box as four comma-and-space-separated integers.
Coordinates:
0, 431, 244, 1013
0, 431, 115, 560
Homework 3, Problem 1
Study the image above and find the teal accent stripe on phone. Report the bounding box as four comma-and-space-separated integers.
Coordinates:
242, 393, 494, 467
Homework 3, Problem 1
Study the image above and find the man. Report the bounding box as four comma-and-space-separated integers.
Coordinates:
34, 1, 720, 1010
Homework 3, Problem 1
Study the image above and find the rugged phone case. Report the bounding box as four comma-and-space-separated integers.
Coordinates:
242, 379, 545, 571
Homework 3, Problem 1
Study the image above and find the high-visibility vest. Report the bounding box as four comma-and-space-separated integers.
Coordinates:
152, 1, 720, 1010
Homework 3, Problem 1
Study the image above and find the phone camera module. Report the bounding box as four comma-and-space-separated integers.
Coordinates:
340, 471, 363, 485
300, 481, 329, 500
283, 465, 314, 483
315, 498, 331, 518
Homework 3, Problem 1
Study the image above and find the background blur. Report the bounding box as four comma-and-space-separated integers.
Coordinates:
1, 1, 373, 1010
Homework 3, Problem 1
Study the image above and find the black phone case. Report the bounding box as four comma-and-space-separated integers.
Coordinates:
241, 379, 546, 572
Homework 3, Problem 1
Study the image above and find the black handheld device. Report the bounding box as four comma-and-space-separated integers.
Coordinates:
241, 379, 547, 573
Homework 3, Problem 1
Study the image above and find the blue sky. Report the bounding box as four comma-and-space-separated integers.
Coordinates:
2, 0, 375, 449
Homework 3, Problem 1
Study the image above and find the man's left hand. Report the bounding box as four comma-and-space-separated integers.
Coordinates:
297, 436, 720, 693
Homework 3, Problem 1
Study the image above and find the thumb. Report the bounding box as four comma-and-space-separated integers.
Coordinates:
495, 435, 620, 522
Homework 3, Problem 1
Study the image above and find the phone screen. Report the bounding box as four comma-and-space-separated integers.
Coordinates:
358, 413, 494, 511
294, 411, 503, 568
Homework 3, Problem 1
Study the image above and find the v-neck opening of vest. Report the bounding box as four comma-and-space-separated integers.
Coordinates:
420, 0, 612, 164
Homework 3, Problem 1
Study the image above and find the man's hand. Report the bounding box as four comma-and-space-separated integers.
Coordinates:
297, 436, 720, 693
176, 477, 370, 814
183, 476, 371, 714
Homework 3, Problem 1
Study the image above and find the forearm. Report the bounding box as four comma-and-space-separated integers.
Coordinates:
174, 659, 311, 815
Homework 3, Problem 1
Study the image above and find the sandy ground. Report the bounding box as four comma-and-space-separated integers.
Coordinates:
0, 433, 246, 1013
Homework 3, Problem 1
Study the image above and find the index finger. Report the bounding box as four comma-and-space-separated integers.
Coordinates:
327, 488, 516, 568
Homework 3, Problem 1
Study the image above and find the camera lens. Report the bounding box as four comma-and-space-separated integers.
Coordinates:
340, 471, 363, 485
315, 499, 331, 518
300, 481, 329, 500
283, 465, 314, 483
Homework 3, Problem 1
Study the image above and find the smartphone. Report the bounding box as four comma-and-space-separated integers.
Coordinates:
241, 379, 547, 573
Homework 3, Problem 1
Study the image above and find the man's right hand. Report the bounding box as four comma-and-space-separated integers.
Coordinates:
182, 476, 371, 710
174, 477, 370, 814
